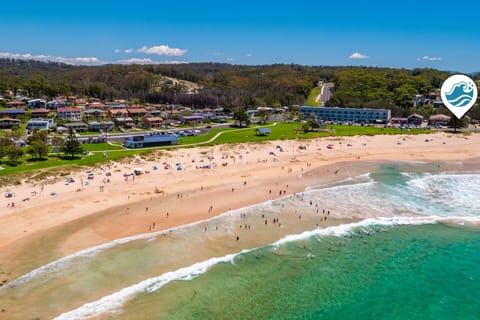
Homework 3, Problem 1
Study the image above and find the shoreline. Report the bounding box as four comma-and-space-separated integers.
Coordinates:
1, 132, 480, 279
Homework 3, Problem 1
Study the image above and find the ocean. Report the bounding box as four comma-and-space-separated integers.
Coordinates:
1, 161, 479, 319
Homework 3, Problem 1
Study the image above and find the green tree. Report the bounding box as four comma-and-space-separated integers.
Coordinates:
27, 130, 48, 145
51, 136, 65, 155
301, 122, 312, 133
448, 116, 468, 132
0, 136, 13, 159
5, 145, 24, 166
62, 129, 83, 158
233, 111, 250, 127
9, 126, 24, 141
27, 140, 48, 159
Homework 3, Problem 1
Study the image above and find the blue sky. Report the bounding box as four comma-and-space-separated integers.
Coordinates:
1, 0, 479, 72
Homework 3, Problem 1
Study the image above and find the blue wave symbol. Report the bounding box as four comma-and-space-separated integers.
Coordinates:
445, 81, 474, 107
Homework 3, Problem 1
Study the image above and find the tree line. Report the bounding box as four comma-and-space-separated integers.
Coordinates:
1, 59, 479, 119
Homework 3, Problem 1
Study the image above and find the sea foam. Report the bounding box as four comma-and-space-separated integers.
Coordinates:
53, 217, 441, 319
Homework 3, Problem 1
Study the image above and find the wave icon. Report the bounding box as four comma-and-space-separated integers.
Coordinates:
445, 81, 474, 108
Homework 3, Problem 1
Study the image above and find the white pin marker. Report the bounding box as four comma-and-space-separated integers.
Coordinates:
440, 74, 478, 119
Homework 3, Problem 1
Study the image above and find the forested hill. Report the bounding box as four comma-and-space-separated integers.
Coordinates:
0, 58, 465, 116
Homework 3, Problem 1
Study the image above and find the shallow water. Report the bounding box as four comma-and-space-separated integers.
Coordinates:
1, 160, 479, 319
122, 223, 480, 320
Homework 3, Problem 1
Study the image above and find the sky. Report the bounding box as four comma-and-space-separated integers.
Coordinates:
1, 0, 479, 72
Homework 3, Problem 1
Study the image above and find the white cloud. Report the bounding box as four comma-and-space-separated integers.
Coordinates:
0, 51, 187, 65
124, 48, 133, 54
246, 53, 252, 57
227, 58, 234, 62
138, 45, 187, 56
421, 55, 442, 61
349, 52, 369, 60
114, 49, 121, 53
74, 57, 99, 64
0, 52, 98, 65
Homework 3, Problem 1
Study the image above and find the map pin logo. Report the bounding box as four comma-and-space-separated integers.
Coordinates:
440, 74, 478, 119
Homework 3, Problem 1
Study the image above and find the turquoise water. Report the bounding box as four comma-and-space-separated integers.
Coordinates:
3, 162, 480, 319
112, 163, 480, 320
139, 223, 480, 320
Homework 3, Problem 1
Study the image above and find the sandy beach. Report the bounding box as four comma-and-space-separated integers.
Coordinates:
1, 132, 480, 278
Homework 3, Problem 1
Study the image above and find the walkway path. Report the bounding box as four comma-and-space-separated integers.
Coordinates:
91, 123, 279, 153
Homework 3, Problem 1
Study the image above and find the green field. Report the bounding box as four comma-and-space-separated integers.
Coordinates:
0, 123, 432, 178
305, 86, 322, 106
178, 123, 430, 146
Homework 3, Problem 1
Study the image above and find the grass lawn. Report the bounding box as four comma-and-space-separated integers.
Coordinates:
0, 150, 150, 179
81, 143, 125, 151
178, 123, 431, 146
0, 123, 432, 178
305, 87, 322, 106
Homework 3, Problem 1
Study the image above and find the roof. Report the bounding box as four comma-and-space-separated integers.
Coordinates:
64, 122, 88, 127
0, 118, 21, 122
114, 117, 133, 122
127, 108, 147, 113
408, 113, 424, 118
144, 117, 163, 121
89, 102, 106, 108
57, 107, 81, 112
181, 115, 204, 119
31, 108, 50, 113
110, 109, 128, 114
430, 114, 451, 120
257, 128, 271, 134
5, 100, 25, 105
89, 121, 114, 125
0, 109, 25, 114
125, 135, 178, 143
27, 119, 51, 123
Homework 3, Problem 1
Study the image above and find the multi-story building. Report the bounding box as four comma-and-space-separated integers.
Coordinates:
299, 106, 391, 124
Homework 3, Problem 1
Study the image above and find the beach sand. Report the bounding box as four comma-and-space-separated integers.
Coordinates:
1, 132, 479, 281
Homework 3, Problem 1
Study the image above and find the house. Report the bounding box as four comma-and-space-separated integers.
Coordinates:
88, 121, 115, 132
0, 109, 26, 118
107, 103, 128, 110
74, 98, 87, 106
83, 109, 106, 120
28, 99, 47, 109
113, 117, 135, 129
390, 117, 408, 125
123, 134, 179, 148
429, 114, 451, 127
143, 117, 163, 129
0, 118, 21, 129
255, 127, 271, 136
27, 118, 56, 131
407, 114, 424, 126
108, 109, 129, 118
145, 109, 162, 117
57, 107, 82, 121
5, 100, 26, 109
88, 102, 107, 109
47, 100, 67, 110
63, 122, 89, 132
127, 107, 147, 118
30, 108, 51, 118
179, 115, 204, 124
